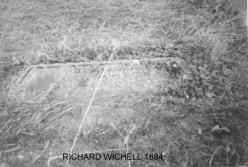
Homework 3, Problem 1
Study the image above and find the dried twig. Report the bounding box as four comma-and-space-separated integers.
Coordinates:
31, 140, 50, 164
209, 146, 221, 167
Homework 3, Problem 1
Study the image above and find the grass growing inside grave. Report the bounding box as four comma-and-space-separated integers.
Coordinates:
0, 0, 248, 167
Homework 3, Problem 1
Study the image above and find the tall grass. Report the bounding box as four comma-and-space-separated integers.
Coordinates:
0, 0, 247, 166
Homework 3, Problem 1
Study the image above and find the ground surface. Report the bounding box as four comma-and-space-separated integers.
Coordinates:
0, 0, 248, 167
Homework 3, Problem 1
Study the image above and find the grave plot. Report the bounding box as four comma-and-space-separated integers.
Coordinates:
5, 58, 188, 167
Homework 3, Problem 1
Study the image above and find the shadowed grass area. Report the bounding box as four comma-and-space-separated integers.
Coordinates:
0, 0, 247, 167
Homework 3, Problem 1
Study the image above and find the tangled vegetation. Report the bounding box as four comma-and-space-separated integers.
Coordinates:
0, 0, 247, 167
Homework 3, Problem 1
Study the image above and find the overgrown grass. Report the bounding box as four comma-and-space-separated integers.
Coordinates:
0, 0, 247, 167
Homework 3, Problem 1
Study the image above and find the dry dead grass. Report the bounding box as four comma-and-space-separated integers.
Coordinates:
0, 0, 247, 167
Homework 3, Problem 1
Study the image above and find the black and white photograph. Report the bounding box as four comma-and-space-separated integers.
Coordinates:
0, 0, 247, 166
